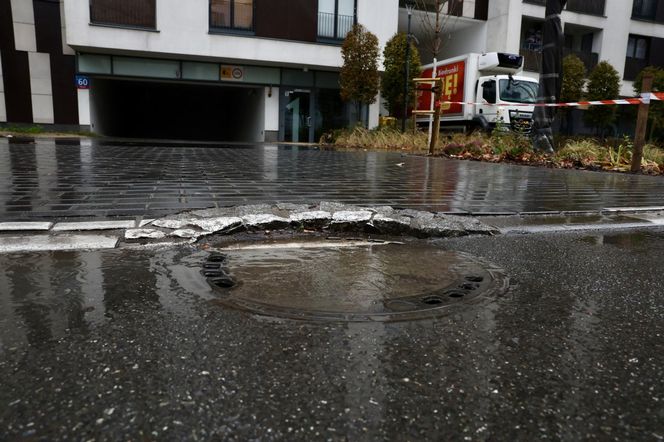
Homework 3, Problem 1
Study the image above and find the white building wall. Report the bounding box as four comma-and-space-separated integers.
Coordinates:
485, 0, 522, 54
10, 0, 37, 52
0, 52, 6, 123
64, 0, 396, 72
440, 22, 487, 60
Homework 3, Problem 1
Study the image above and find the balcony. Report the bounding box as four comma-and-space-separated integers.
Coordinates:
563, 48, 599, 73
520, 48, 541, 72
520, 48, 598, 74
624, 57, 648, 81
317, 12, 354, 40
89, 0, 156, 29
632, 0, 664, 23
566, 0, 605, 16
523, 0, 605, 15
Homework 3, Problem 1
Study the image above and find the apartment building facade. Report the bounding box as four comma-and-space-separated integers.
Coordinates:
1, 0, 398, 141
401, 0, 664, 97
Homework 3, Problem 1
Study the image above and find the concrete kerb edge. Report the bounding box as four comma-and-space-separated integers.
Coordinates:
2, 204, 664, 253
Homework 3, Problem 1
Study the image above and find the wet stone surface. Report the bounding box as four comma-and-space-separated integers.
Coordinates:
4, 139, 664, 221
1, 230, 664, 439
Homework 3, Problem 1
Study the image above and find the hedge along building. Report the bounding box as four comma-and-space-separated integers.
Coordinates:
0, 0, 398, 142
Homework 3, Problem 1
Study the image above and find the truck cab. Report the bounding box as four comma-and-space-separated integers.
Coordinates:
474, 53, 539, 133
476, 74, 539, 132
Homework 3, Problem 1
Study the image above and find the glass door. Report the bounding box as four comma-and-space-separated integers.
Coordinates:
283, 89, 312, 143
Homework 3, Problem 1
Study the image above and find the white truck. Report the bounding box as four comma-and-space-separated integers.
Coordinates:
416, 52, 540, 133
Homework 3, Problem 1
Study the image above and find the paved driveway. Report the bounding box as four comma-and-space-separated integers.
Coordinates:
1, 137, 664, 220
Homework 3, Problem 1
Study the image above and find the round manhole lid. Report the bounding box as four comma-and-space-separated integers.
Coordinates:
204, 240, 509, 322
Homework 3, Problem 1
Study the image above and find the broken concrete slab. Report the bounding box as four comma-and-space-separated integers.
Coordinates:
319, 201, 358, 214
191, 217, 243, 233
125, 229, 166, 240
170, 229, 211, 239
289, 210, 333, 229
370, 214, 412, 235
242, 214, 291, 230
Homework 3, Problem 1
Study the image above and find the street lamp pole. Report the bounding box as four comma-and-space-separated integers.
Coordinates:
402, 0, 414, 132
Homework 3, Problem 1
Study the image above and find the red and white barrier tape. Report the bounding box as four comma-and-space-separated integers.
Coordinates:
434, 92, 664, 108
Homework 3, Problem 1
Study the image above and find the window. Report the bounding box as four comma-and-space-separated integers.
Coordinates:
499, 80, 538, 104
89, 0, 156, 29
632, 0, 658, 20
482, 80, 496, 104
318, 0, 356, 40
210, 0, 254, 31
627, 35, 650, 59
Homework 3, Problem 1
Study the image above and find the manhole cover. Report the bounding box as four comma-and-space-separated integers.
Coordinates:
203, 240, 509, 322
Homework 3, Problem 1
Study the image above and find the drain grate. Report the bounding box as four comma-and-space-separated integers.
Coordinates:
202, 240, 509, 322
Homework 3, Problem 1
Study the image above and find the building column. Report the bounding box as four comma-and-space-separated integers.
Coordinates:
0, 52, 6, 123
485, 0, 522, 54
77, 88, 91, 128
264, 86, 279, 142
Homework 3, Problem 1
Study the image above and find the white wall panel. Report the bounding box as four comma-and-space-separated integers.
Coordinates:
264, 87, 279, 132
13, 23, 37, 52
29, 52, 54, 124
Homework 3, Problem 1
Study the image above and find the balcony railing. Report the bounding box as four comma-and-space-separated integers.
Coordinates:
523, 0, 605, 15
521, 48, 599, 74
90, 0, 156, 29
318, 12, 354, 39
563, 48, 599, 73
520, 48, 541, 72
566, 0, 605, 16
624, 57, 648, 81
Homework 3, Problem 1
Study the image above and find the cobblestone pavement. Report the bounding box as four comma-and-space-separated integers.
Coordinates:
2, 137, 664, 221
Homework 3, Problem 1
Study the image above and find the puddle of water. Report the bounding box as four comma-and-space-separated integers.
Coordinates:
208, 241, 508, 322
0, 247, 214, 349
578, 231, 654, 249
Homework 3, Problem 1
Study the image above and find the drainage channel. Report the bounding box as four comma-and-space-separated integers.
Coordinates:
199, 238, 509, 322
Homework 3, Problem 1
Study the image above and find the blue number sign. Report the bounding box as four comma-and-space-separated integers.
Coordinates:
75, 75, 90, 89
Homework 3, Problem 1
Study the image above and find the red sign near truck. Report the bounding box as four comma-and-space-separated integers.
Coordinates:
417, 60, 465, 116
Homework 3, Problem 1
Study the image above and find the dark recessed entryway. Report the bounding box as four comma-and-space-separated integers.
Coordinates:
90, 78, 265, 142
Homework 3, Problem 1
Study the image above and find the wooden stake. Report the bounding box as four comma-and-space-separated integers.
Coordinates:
429, 83, 442, 155
631, 74, 653, 173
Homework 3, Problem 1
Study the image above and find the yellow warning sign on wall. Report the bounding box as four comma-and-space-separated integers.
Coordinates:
220, 66, 244, 81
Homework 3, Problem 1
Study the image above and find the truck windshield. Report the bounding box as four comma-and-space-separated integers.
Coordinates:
499, 79, 538, 104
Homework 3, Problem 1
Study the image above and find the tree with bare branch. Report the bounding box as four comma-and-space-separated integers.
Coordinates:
412, 0, 460, 62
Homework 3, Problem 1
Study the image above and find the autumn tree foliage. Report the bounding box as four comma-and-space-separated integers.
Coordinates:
381, 32, 422, 119
340, 24, 380, 127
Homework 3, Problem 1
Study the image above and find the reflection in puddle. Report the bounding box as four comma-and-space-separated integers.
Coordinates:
0, 247, 214, 349
578, 232, 652, 249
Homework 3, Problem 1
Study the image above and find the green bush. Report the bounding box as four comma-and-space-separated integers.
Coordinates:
584, 61, 620, 136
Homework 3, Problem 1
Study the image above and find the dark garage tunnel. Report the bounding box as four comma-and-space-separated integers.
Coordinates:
90, 78, 265, 142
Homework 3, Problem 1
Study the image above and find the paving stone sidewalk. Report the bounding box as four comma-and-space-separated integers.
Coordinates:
2, 137, 664, 221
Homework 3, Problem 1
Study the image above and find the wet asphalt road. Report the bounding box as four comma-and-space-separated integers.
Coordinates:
3, 138, 664, 221
1, 230, 663, 440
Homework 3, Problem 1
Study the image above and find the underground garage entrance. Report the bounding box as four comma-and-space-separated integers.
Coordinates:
90, 78, 266, 142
